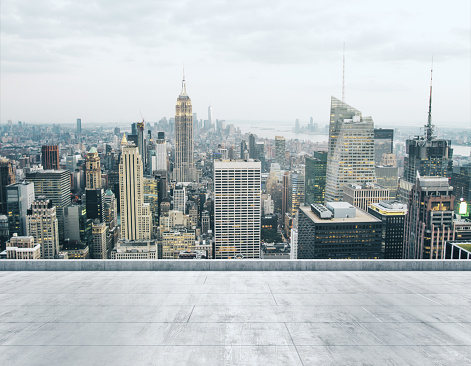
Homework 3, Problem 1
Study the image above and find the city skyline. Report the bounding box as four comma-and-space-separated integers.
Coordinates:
1, 0, 469, 127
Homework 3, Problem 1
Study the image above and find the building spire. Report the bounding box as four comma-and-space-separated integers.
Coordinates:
342, 42, 346, 102
181, 65, 187, 96
425, 57, 434, 141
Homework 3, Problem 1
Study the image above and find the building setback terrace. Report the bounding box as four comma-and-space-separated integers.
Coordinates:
1, 261, 471, 365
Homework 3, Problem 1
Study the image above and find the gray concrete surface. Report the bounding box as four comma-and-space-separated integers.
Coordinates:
1, 271, 471, 365
1, 259, 471, 271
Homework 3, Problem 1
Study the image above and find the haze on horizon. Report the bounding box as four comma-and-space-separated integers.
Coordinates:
1, 0, 470, 128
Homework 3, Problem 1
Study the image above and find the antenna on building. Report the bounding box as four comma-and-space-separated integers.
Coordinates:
181, 64, 187, 96
425, 57, 434, 141
342, 42, 346, 102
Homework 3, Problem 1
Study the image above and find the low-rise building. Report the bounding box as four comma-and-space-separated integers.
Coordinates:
111, 239, 158, 259
6, 235, 40, 259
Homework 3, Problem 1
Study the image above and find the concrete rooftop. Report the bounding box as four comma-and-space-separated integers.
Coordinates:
1, 270, 471, 365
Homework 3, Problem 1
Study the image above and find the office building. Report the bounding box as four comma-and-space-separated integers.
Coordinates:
6, 182, 35, 236
249, 134, 256, 159
64, 204, 92, 245
374, 128, 394, 165
214, 159, 261, 259
5, 235, 41, 260
162, 230, 196, 259
25, 170, 71, 241
343, 183, 390, 212
111, 239, 158, 259
375, 153, 399, 199
325, 97, 376, 202
119, 144, 152, 240
288, 171, 305, 217
404, 176, 454, 259
0, 159, 16, 215
41, 145, 60, 170
76, 118, 81, 135
175, 73, 196, 182
85, 147, 102, 189
275, 136, 286, 169
85, 188, 104, 222
0, 215, 9, 251
368, 200, 407, 259
452, 165, 471, 213
91, 221, 108, 259
293, 203, 383, 259
173, 185, 186, 213
304, 152, 327, 205
27, 198, 59, 259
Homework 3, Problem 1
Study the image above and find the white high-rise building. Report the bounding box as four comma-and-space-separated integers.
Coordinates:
119, 144, 152, 240
155, 133, 167, 172
26, 198, 59, 259
214, 159, 261, 259
173, 186, 186, 213
325, 96, 376, 202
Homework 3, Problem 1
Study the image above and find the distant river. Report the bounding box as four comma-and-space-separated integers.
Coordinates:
231, 120, 329, 143
231, 120, 470, 156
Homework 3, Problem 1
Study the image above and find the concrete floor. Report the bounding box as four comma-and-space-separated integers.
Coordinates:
0, 270, 471, 365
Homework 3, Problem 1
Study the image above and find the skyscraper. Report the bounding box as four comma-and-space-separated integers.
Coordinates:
304, 152, 327, 205
208, 106, 213, 131
85, 147, 104, 222
175, 73, 196, 183
325, 96, 376, 202
85, 147, 102, 189
403, 175, 454, 259
214, 159, 261, 259
76, 118, 82, 142
119, 144, 151, 240
368, 200, 407, 259
27, 198, 59, 259
374, 128, 394, 165
25, 170, 71, 241
249, 134, 256, 159
6, 182, 35, 236
275, 136, 286, 169
41, 145, 60, 170
0, 159, 16, 215
398, 68, 453, 203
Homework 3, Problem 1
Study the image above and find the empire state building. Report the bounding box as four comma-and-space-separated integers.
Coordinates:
175, 72, 196, 183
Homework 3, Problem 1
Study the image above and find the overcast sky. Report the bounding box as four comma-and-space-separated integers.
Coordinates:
1, 0, 470, 128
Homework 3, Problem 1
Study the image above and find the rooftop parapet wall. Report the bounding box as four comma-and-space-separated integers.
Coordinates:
1, 259, 471, 271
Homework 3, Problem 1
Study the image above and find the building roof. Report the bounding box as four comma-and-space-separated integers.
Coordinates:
0, 269, 469, 365
300, 205, 381, 224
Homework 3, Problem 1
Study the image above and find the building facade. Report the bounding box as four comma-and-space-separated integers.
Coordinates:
304, 152, 327, 205
294, 203, 383, 259
325, 97, 376, 202
368, 200, 407, 259
175, 74, 196, 182
214, 160, 261, 259
25, 170, 71, 241
41, 145, 60, 170
343, 183, 390, 212
119, 144, 151, 240
6, 182, 35, 236
26, 198, 59, 259
404, 176, 454, 259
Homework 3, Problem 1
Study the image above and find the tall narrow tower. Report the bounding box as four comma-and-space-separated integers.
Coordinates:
119, 144, 151, 240
325, 97, 376, 202
86, 147, 102, 189
175, 71, 195, 182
